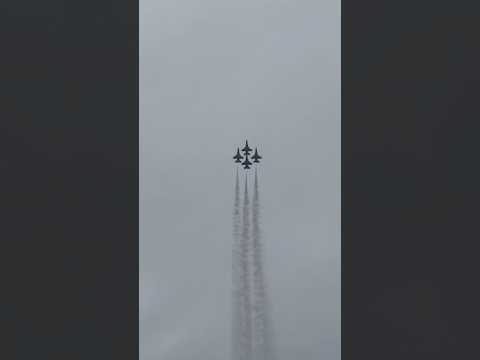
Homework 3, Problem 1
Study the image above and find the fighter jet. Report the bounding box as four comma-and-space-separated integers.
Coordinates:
242, 156, 252, 169
233, 148, 243, 163
234, 140, 258, 169
251, 148, 262, 163
241, 140, 252, 156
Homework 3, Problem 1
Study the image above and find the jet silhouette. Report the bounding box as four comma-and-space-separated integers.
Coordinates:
242, 156, 252, 169
234, 140, 259, 169
252, 148, 262, 163
241, 140, 252, 156
233, 148, 243, 163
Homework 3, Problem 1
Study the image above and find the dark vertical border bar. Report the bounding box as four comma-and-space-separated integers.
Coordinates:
343, 1, 480, 359
1, 0, 138, 358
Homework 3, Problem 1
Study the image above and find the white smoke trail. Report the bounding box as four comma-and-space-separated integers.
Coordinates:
251, 168, 276, 360
239, 173, 253, 360
232, 168, 242, 360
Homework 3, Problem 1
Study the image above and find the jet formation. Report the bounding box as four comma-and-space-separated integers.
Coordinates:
233, 140, 262, 169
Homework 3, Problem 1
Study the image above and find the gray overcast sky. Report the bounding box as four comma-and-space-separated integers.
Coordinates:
140, 0, 340, 359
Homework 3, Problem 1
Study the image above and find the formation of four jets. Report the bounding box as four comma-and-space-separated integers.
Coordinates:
233, 140, 262, 169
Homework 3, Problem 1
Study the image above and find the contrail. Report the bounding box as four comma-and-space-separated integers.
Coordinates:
232, 168, 242, 360
251, 168, 275, 360
233, 170, 254, 360
239, 173, 253, 360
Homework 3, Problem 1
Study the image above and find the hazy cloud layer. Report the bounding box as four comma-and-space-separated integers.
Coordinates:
140, 0, 340, 359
